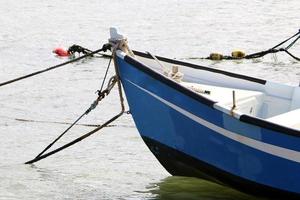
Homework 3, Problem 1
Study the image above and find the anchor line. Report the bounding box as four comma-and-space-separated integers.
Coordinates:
0, 43, 112, 88
25, 111, 124, 164
25, 50, 126, 164
187, 29, 300, 61
240, 30, 300, 60
244, 32, 300, 60
98, 57, 112, 93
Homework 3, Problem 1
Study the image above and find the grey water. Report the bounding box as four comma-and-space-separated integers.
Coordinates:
0, 0, 299, 199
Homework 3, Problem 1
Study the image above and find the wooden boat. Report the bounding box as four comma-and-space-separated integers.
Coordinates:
110, 28, 300, 199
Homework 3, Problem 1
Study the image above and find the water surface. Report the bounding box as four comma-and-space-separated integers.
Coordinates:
0, 0, 299, 199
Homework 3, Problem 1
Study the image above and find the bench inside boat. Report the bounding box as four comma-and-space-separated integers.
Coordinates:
181, 81, 300, 130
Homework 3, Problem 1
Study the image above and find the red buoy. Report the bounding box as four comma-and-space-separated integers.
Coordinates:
52, 47, 70, 57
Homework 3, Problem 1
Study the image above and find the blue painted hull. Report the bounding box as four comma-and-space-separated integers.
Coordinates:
115, 52, 300, 198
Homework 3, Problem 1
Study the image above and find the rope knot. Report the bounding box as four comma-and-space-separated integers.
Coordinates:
68, 45, 90, 55
101, 43, 112, 52
96, 75, 118, 102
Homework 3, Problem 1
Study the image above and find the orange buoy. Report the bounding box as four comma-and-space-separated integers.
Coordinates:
52, 47, 70, 57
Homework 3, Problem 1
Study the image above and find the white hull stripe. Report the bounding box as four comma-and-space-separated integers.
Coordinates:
126, 79, 300, 163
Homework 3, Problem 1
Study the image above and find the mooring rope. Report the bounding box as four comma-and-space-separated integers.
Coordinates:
98, 57, 112, 92
25, 76, 125, 164
244, 30, 300, 60
25, 57, 117, 163
25, 111, 123, 164
271, 30, 300, 50
0, 43, 111, 88
0, 40, 127, 164
25, 50, 126, 164
188, 30, 300, 61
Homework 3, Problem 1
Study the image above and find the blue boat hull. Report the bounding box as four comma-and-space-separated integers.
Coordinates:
115, 52, 300, 198
142, 136, 300, 199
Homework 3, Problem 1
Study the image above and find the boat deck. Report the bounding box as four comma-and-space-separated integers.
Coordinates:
180, 81, 300, 131
180, 81, 265, 117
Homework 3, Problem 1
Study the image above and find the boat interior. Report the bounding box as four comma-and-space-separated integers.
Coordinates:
134, 52, 300, 130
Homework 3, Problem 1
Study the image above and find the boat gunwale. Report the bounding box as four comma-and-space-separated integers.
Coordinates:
123, 52, 217, 107
120, 51, 300, 138
132, 50, 267, 85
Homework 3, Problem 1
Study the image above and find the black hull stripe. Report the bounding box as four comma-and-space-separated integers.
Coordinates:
132, 50, 267, 85
240, 115, 300, 138
142, 136, 300, 199
124, 55, 216, 107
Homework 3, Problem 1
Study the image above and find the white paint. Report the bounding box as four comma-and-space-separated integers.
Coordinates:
180, 81, 264, 118
109, 27, 125, 41
290, 87, 300, 110
116, 50, 126, 59
267, 109, 300, 129
126, 79, 300, 163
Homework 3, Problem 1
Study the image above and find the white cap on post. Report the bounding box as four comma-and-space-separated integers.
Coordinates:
108, 27, 134, 56
109, 27, 125, 43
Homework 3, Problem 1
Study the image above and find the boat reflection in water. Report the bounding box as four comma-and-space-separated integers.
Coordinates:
147, 176, 267, 200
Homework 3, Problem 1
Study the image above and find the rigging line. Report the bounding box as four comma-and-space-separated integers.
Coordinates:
0, 44, 111, 88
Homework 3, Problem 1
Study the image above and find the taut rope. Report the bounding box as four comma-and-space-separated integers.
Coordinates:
25, 49, 125, 164
0, 44, 111, 88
